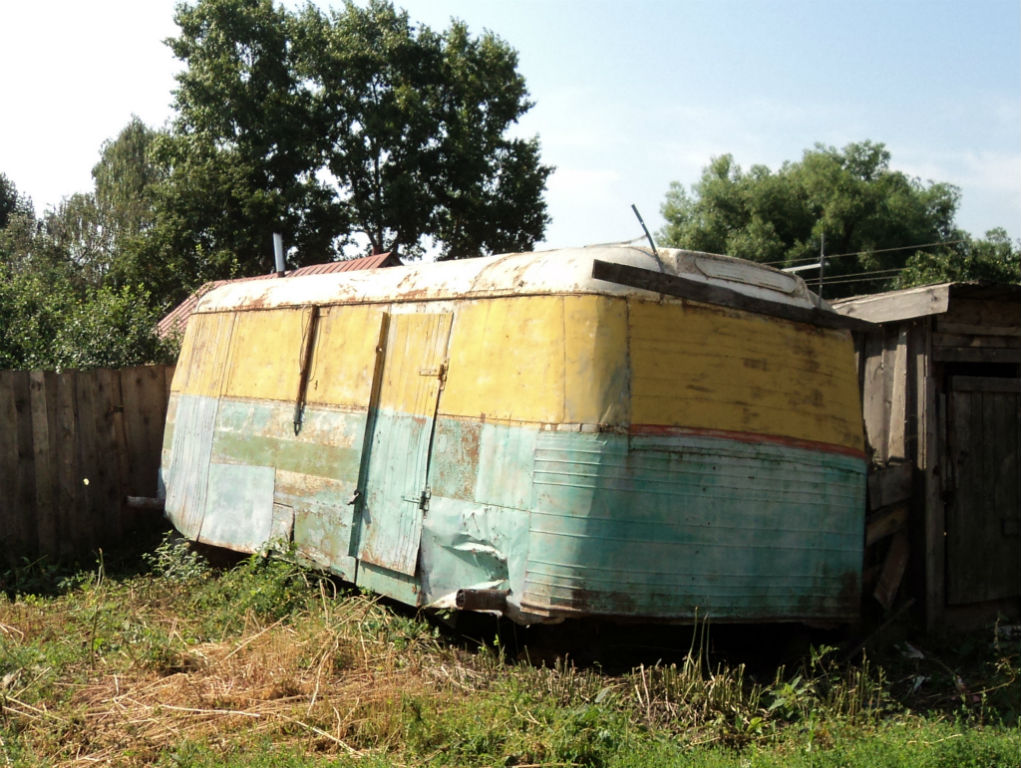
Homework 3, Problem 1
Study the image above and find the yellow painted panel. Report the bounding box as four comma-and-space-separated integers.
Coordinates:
305, 305, 385, 408
563, 296, 630, 425
629, 300, 863, 451
172, 312, 236, 398
378, 313, 453, 417
442, 296, 566, 423
223, 309, 306, 401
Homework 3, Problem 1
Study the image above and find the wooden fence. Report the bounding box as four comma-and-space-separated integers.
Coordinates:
0, 365, 174, 566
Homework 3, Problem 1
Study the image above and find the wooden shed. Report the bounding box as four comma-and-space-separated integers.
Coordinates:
832, 283, 1020, 630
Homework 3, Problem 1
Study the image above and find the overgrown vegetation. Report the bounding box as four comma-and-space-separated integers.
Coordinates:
2, 538, 1017, 767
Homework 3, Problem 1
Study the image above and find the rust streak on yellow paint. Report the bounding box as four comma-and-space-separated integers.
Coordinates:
629, 299, 863, 451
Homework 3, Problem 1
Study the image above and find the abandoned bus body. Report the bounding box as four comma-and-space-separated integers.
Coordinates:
160, 245, 866, 625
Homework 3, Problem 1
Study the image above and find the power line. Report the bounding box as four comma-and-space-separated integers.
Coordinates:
819, 266, 905, 282
819, 270, 909, 288
763, 238, 966, 267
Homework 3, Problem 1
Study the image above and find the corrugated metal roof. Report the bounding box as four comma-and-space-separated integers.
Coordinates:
195, 245, 825, 315
156, 252, 400, 338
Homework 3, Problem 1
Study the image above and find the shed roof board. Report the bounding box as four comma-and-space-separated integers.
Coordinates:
194, 244, 828, 315
831, 282, 1021, 325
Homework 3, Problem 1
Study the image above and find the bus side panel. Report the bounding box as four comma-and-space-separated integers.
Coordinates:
524, 431, 864, 621
521, 298, 866, 622
418, 295, 631, 610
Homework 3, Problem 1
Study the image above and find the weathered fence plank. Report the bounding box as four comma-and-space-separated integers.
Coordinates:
0, 373, 26, 559
30, 370, 58, 559
13, 372, 37, 560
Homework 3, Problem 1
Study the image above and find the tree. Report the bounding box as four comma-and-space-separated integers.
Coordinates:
93, 117, 165, 255
658, 141, 1008, 297
898, 228, 1020, 287
0, 173, 33, 230
0, 202, 175, 371
43, 192, 112, 288
160, 0, 551, 272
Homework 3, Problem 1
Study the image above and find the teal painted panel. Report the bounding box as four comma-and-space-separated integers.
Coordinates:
473, 421, 537, 510
164, 394, 219, 540
200, 463, 275, 551
286, 476, 358, 581
167, 396, 366, 565
359, 407, 434, 575
356, 560, 422, 607
430, 419, 481, 501
212, 400, 365, 480
525, 431, 865, 621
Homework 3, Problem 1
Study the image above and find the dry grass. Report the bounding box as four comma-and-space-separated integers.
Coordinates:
2, 549, 1018, 768
1, 566, 461, 766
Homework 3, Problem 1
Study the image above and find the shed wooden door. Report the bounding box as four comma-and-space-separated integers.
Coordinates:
946, 376, 1021, 604
357, 313, 452, 576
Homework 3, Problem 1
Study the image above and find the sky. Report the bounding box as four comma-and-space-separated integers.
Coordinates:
1, 0, 1018, 253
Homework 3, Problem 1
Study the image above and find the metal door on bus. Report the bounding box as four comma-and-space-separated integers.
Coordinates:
357, 313, 452, 576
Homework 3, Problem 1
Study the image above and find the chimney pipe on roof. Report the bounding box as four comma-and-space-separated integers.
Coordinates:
273, 233, 285, 277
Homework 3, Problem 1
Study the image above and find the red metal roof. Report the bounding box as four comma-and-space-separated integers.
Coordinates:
156, 252, 401, 339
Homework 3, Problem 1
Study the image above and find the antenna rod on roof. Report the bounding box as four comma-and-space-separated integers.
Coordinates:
273, 233, 285, 277
631, 204, 664, 270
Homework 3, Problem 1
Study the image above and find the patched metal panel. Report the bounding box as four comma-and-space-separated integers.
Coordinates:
198, 463, 275, 551
164, 394, 219, 540
205, 397, 366, 575
524, 430, 865, 621
473, 422, 538, 510
358, 313, 453, 576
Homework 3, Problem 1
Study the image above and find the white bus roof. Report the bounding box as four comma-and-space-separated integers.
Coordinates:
195, 244, 825, 314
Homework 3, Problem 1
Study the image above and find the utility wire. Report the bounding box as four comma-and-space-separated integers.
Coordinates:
818, 266, 905, 282
819, 271, 910, 288
763, 238, 966, 267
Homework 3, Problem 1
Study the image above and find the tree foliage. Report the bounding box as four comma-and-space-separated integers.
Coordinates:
156, 0, 551, 279
0, 173, 33, 230
659, 141, 1017, 297
0, 178, 175, 372
898, 227, 1020, 287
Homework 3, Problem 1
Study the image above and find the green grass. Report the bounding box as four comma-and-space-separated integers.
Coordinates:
2, 537, 1018, 768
